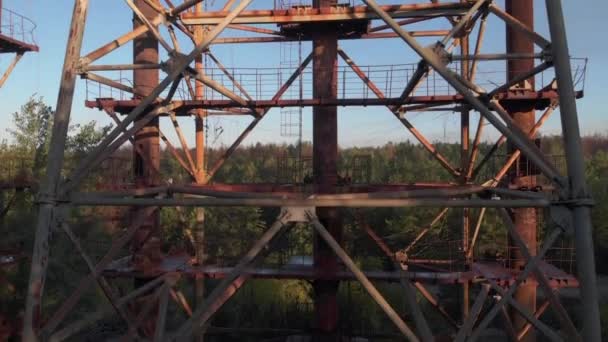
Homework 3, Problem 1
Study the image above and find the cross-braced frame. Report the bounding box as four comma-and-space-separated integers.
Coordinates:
20, 0, 600, 341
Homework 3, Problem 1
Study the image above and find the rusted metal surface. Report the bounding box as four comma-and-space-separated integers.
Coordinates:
100, 254, 580, 290
128, 1, 163, 337
311, 1, 341, 337
192, 3, 206, 341
131, 0, 162, 280
181, 3, 472, 25
209, 30, 450, 44
0, 6, 38, 53
85, 89, 576, 115
21, 1, 86, 340
504, 2, 538, 338
15, 0, 599, 340
0, 5, 38, 90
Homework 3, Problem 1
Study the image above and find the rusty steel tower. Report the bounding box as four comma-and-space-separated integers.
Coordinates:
19, 0, 601, 341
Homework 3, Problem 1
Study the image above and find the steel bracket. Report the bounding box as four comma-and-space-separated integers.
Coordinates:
549, 204, 574, 236
76, 57, 91, 73
554, 197, 595, 208
428, 42, 450, 66
161, 52, 193, 77
281, 206, 315, 223
35, 192, 59, 206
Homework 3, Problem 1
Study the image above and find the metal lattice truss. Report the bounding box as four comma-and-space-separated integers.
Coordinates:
20, 0, 601, 341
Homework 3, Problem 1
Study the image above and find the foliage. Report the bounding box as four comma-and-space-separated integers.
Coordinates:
2, 95, 608, 339
6, 95, 53, 177
67, 121, 113, 158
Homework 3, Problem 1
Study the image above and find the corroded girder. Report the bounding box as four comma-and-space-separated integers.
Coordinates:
181, 3, 472, 25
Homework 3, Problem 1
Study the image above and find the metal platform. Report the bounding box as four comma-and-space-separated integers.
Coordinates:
0, 6, 38, 52
0, 5, 38, 88
103, 254, 579, 289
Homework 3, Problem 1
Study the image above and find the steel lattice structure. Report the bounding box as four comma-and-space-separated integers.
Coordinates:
19, 0, 601, 341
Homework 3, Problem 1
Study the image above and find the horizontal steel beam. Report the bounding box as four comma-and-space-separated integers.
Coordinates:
85, 89, 571, 113
101, 257, 578, 289
89, 184, 486, 199
68, 195, 551, 208
210, 30, 450, 44
181, 3, 471, 25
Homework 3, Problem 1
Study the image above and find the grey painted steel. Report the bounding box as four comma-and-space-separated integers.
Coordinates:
22, 1, 90, 340
454, 285, 489, 342
62, 0, 253, 194
440, 0, 487, 46
360, 0, 564, 188
68, 195, 552, 208
479, 276, 562, 342
498, 209, 580, 341
468, 229, 562, 341
545, 0, 601, 340
309, 216, 421, 342
170, 211, 291, 340
49, 276, 167, 342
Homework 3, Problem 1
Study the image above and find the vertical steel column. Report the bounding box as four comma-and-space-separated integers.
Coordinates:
459, 2, 471, 320
312, 0, 341, 340
22, 1, 90, 340
132, 0, 161, 270
504, 2, 537, 339
545, 1, 601, 340
193, 3, 207, 342
131, 0, 161, 336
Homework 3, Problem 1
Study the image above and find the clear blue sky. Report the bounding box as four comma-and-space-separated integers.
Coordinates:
1, 0, 607, 149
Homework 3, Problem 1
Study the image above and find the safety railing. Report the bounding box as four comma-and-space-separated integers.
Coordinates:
274, 0, 357, 10
477, 153, 567, 189
0, 7, 37, 45
506, 243, 576, 275
84, 59, 588, 105
276, 154, 312, 184
84, 71, 193, 102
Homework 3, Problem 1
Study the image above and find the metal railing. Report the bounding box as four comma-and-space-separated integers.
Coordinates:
506, 243, 576, 275
478, 153, 567, 189
84, 59, 588, 104
84, 71, 193, 102
0, 7, 37, 45
274, 0, 357, 10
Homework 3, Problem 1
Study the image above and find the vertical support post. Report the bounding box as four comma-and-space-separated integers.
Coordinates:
312, 0, 341, 340
132, 0, 161, 336
22, 1, 90, 340
545, 1, 601, 340
193, 3, 207, 342
459, 1, 471, 320
504, 2, 537, 338
132, 0, 161, 270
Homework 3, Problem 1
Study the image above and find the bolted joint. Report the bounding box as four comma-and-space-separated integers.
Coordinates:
554, 197, 595, 208
161, 52, 196, 77
549, 205, 574, 236
427, 42, 450, 67
74, 57, 90, 74
35, 192, 59, 206
282, 206, 315, 223
540, 48, 554, 63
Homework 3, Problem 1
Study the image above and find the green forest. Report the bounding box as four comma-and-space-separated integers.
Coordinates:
1, 96, 608, 340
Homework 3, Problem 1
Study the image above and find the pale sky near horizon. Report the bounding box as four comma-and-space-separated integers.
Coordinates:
1, 0, 607, 150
